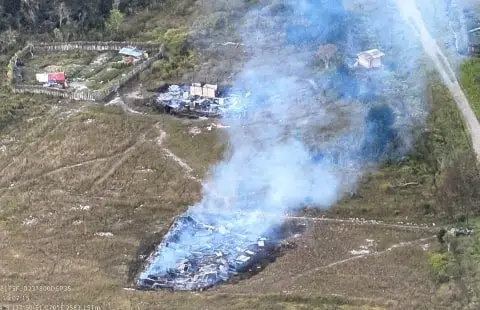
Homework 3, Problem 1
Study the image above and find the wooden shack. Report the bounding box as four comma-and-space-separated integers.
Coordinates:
119, 47, 145, 65
356, 49, 385, 69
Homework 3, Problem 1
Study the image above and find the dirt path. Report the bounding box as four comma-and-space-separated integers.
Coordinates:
396, 0, 480, 160
93, 131, 148, 187
289, 235, 435, 283
155, 123, 200, 182
107, 94, 144, 115
284, 215, 437, 231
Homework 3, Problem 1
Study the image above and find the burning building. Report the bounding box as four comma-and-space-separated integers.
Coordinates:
136, 212, 297, 291
155, 84, 247, 118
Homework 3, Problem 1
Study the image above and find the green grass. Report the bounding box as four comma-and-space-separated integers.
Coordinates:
460, 59, 480, 119
426, 217, 480, 306
328, 78, 473, 222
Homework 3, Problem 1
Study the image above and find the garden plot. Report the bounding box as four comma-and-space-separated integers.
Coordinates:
21, 51, 130, 90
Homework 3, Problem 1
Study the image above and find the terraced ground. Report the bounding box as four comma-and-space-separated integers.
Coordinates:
20, 51, 131, 90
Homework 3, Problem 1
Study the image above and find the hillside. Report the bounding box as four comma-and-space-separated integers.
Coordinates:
0, 0, 480, 309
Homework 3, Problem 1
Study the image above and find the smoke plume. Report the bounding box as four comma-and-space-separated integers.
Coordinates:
139, 0, 473, 280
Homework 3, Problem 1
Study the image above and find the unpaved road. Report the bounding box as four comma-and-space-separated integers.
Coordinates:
396, 0, 480, 160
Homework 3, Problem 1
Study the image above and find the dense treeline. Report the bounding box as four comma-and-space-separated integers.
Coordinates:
0, 0, 164, 33
0, 0, 174, 50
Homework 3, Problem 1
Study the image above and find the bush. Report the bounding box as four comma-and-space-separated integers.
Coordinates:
111, 62, 128, 70
163, 28, 190, 55
427, 252, 450, 283
378, 182, 393, 192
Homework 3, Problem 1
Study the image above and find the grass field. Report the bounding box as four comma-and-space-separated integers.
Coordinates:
0, 80, 465, 309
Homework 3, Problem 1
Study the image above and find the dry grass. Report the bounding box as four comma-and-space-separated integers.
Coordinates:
0, 103, 443, 309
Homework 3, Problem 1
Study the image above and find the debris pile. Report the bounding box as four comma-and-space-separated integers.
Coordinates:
449, 227, 474, 237
136, 213, 297, 291
155, 84, 247, 119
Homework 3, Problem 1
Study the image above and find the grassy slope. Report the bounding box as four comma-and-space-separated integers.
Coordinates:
319, 78, 472, 223
421, 60, 480, 309
0, 3, 478, 310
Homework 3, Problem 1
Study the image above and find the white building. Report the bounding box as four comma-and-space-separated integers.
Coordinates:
189, 83, 218, 98
190, 83, 203, 97
356, 49, 385, 69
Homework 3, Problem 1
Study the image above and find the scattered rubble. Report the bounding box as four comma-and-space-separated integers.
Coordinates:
449, 227, 474, 237
22, 216, 38, 226
189, 127, 202, 136
206, 123, 230, 131
349, 239, 377, 256
71, 205, 91, 211
94, 232, 115, 237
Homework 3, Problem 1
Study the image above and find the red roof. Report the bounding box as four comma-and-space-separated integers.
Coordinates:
47, 72, 65, 82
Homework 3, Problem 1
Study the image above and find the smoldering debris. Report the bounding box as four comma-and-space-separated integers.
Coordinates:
136, 214, 303, 291
154, 84, 248, 119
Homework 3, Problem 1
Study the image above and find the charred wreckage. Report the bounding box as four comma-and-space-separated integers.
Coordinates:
154, 83, 249, 119
136, 212, 302, 291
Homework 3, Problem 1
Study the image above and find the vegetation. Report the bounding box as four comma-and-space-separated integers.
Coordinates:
0, 0, 165, 43
0, 0, 480, 308
427, 252, 451, 282
460, 59, 480, 119
105, 9, 125, 38
326, 76, 478, 223
422, 58, 480, 307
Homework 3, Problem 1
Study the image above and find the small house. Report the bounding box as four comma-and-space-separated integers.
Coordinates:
119, 47, 145, 65
36, 73, 49, 83
356, 49, 385, 69
48, 72, 66, 85
36, 72, 66, 86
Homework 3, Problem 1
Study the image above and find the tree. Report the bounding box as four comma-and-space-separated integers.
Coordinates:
105, 8, 123, 36
53, 27, 63, 41
316, 44, 337, 69
0, 27, 18, 52
55, 2, 70, 28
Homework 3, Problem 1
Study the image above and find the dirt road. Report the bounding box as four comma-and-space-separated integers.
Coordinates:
396, 0, 480, 160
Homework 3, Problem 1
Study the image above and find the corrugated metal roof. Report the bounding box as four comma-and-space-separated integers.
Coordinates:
36, 73, 48, 83
119, 47, 144, 58
357, 49, 385, 59
48, 72, 65, 81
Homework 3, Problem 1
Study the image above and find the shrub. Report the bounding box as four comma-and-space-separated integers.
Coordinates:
111, 62, 127, 70
427, 252, 450, 283
378, 182, 393, 192
163, 27, 189, 54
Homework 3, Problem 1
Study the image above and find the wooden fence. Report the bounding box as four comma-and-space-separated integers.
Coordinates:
7, 44, 34, 86
91, 52, 161, 101
469, 44, 480, 55
33, 41, 163, 53
8, 41, 164, 102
